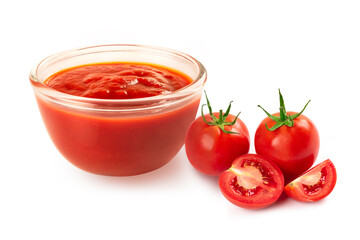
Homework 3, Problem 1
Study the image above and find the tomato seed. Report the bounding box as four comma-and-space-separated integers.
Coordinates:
230, 177, 260, 196
302, 167, 327, 194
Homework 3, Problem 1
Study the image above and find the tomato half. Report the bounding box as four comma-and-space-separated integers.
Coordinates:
284, 159, 337, 202
219, 154, 284, 209
185, 112, 250, 176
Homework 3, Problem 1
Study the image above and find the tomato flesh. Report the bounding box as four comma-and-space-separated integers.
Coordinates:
230, 178, 261, 196
219, 154, 284, 209
302, 167, 326, 195
284, 159, 337, 202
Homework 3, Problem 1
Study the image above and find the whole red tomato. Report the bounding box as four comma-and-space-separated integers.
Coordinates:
185, 92, 250, 176
255, 89, 320, 183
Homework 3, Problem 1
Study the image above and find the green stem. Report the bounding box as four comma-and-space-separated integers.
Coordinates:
258, 89, 311, 131
202, 91, 241, 134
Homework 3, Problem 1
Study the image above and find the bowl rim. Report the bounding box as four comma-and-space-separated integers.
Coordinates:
29, 44, 207, 106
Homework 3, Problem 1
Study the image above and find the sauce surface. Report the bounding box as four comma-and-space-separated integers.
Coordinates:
45, 63, 192, 99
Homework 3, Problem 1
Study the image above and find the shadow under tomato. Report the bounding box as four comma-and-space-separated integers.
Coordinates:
276, 191, 290, 203
222, 188, 292, 213
263, 191, 290, 209
191, 168, 219, 186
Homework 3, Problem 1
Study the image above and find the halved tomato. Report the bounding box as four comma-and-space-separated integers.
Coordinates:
284, 159, 337, 202
218, 154, 284, 209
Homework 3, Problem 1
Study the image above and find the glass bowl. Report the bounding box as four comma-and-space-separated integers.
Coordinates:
30, 44, 207, 176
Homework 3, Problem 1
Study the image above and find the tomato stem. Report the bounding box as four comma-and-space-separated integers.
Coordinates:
279, 89, 287, 122
258, 89, 311, 131
201, 91, 241, 134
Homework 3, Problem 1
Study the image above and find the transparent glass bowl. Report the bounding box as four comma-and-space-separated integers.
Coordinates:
30, 44, 207, 176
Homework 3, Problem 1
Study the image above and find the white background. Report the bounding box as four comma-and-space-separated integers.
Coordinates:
1, 0, 359, 239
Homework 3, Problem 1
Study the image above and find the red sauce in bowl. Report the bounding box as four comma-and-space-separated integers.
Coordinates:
45, 63, 192, 99
35, 62, 201, 176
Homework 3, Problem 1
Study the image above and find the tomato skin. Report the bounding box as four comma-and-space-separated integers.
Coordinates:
185, 113, 250, 176
218, 154, 284, 209
255, 112, 320, 183
284, 159, 337, 202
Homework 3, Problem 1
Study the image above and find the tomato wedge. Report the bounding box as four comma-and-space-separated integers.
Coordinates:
284, 159, 337, 202
219, 154, 284, 209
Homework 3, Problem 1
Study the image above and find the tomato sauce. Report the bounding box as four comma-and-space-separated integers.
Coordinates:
45, 63, 192, 99
37, 62, 200, 176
